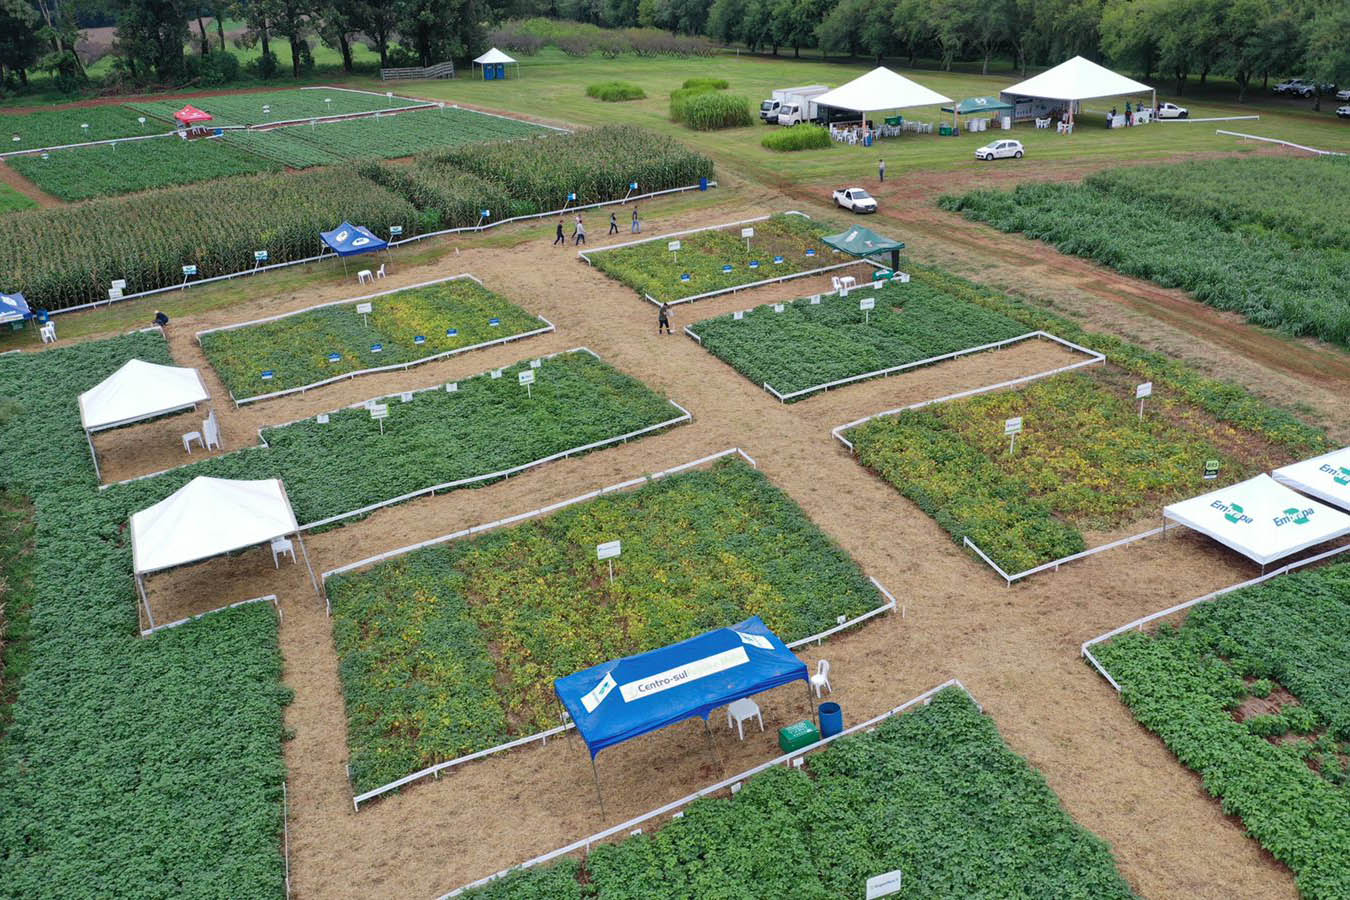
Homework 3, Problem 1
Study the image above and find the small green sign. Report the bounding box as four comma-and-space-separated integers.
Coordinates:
1203, 460, 1220, 480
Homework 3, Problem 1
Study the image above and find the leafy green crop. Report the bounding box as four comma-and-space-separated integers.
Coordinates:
689, 279, 1025, 397
762, 124, 832, 152
199, 277, 544, 398
0, 333, 290, 898
465, 689, 1137, 898
126, 88, 426, 127
0, 183, 37, 215
0, 105, 170, 150
9, 137, 278, 201
1095, 564, 1350, 897
940, 157, 1350, 347
590, 213, 830, 302
851, 372, 1255, 573
328, 459, 883, 791
112, 351, 682, 527
586, 81, 646, 101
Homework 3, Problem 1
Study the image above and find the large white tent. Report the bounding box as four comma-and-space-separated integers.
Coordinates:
1000, 56, 1155, 124
1163, 474, 1350, 567
78, 358, 210, 480
1273, 447, 1350, 511
131, 476, 313, 630
813, 67, 951, 116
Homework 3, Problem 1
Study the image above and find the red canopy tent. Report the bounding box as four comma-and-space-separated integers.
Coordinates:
174, 105, 213, 127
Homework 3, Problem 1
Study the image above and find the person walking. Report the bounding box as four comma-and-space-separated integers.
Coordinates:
608, 212, 619, 235
553, 218, 566, 246
631, 207, 641, 233
1124, 100, 1132, 126
878, 158, 886, 182
658, 303, 671, 335
573, 214, 586, 246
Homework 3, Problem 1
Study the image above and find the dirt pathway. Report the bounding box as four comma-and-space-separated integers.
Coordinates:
124, 197, 1308, 899
0, 161, 62, 208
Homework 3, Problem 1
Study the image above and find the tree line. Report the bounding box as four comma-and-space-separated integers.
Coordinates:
1, 0, 1347, 100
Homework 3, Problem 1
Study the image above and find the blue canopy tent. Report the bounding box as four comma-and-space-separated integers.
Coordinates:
319, 222, 389, 275
556, 616, 809, 811
0, 291, 31, 326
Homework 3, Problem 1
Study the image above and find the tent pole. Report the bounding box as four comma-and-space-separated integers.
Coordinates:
591, 756, 605, 819
137, 574, 156, 633
295, 531, 322, 606
85, 429, 101, 482
702, 717, 724, 775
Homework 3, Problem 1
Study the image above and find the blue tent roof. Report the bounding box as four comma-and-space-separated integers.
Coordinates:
555, 616, 808, 759
0, 292, 30, 324
320, 222, 387, 257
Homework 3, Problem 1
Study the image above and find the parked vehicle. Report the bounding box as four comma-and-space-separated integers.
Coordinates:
1336, 89, 1350, 102
1155, 102, 1189, 119
759, 99, 782, 123
1338, 105, 1350, 120
974, 139, 1024, 161
762, 85, 829, 126
833, 187, 877, 213
1274, 79, 1316, 97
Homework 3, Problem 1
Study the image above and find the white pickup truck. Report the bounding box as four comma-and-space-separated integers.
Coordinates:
833, 187, 877, 214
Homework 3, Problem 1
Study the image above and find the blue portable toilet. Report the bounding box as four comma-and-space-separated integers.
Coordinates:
474, 48, 518, 81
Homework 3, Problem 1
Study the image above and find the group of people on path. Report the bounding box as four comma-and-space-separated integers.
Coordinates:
553, 207, 641, 246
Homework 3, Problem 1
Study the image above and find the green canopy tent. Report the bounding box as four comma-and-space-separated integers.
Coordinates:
822, 225, 906, 272
939, 96, 1014, 130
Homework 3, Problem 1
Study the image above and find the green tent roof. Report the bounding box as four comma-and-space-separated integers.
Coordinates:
940, 96, 1014, 115
822, 225, 906, 259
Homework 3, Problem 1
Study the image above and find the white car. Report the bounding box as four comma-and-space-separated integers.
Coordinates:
1155, 102, 1189, 119
1275, 79, 1316, 97
975, 139, 1023, 161
833, 187, 877, 213
1337, 89, 1350, 102
1338, 105, 1350, 120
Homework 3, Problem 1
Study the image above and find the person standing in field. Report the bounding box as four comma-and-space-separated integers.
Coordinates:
658, 303, 671, 335
632, 207, 641, 233
553, 218, 565, 246
878, 159, 886, 182
574, 214, 586, 245
608, 212, 619, 235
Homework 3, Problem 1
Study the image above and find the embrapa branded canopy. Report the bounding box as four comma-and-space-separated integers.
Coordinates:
320, 222, 388, 257
1273, 447, 1350, 512
555, 616, 808, 759
131, 476, 299, 575
0, 291, 30, 324
1164, 474, 1350, 565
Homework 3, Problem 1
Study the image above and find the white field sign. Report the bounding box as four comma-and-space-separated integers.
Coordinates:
320, 448, 899, 810
194, 275, 556, 405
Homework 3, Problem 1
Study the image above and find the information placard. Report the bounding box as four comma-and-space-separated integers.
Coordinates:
865, 870, 903, 899
355, 302, 373, 315
518, 370, 535, 386
1135, 382, 1153, 399
740, 227, 754, 238
1005, 417, 1023, 435
667, 241, 681, 252
859, 298, 876, 311
597, 540, 621, 560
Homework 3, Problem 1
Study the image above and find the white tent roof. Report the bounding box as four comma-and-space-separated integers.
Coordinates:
1273, 447, 1350, 511
1164, 474, 1350, 566
813, 67, 951, 113
131, 476, 299, 575
78, 359, 209, 432
474, 48, 516, 65
1002, 56, 1152, 101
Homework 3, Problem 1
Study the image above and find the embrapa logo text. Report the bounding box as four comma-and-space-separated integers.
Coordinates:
1211, 499, 1253, 525
1273, 507, 1314, 527
1321, 463, 1350, 487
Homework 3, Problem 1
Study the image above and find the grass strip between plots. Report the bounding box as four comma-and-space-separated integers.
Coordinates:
327, 458, 884, 792
687, 278, 1026, 397
198, 277, 545, 398
1094, 564, 1350, 899
462, 688, 1137, 899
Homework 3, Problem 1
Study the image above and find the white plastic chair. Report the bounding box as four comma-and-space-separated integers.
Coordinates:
375, 263, 386, 279
202, 412, 221, 450
40, 323, 56, 344
726, 697, 763, 740
271, 536, 295, 568
181, 431, 203, 454
840, 275, 857, 291
810, 659, 832, 698
831, 276, 842, 292
357, 269, 374, 284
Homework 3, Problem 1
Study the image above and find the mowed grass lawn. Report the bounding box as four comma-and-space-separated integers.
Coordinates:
392, 49, 1350, 186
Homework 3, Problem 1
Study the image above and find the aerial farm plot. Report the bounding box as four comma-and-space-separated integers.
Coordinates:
127, 88, 430, 127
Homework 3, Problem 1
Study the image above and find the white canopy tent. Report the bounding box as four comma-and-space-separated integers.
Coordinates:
813, 67, 951, 119
1000, 56, 1155, 125
473, 47, 519, 80
1273, 447, 1350, 511
130, 476, 316, 631
1163, 474, 1350, 568
78, 359, 210, 479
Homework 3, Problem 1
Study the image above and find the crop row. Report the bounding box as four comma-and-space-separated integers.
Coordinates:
112, 350, 681, 527
0, 105, 169, 150
941, 168, 1350, 348
126, 88, 425, 127
465, 689, 1136, 898
8, 136, 277, 202
1095, 564, 1350, 898
0, 332, 289, 898
588, 213, 831, 302
688, 279, 1026, 396
198, 277, 544, 398
849, 372, 1254, 573
327, 459, 884, 791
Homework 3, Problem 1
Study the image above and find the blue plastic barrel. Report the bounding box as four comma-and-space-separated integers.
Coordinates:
819, 702, 842, 738
699, 176, 709, 191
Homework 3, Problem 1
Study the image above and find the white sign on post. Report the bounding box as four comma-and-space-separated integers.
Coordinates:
597, 539, 621, 582
667, 239, 680, 265
111, 279, 127, 290
772, 303, 784, 313
859, 296, 875, 323
369, 402, 389, 435
741, 226, 754, 252
1005, 416, 1023, 455
108, 287, 123, 301
1135, 381, 1153, 420
530, 358, 542, 368
865, 870, 903, 899
519, 369, 535, 397
733, 310, 743, 320
355, 301, 372, 327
